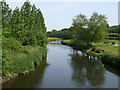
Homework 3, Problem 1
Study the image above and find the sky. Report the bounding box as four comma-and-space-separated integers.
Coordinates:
6, 0, 119, 31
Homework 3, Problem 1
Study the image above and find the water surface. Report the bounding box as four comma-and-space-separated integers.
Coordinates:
3, 41, 119, 88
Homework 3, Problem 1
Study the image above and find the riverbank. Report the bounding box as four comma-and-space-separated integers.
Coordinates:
61, 40, 120, 71
48, 37, 62, 42
2, 45, 47, 84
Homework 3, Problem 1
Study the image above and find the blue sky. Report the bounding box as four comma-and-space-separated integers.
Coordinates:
7, 1, 118, 31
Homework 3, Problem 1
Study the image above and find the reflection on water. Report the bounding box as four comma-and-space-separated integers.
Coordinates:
69, 50, 105, 87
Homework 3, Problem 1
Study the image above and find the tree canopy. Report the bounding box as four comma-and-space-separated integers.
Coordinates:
2, 0, 47, 46
71, 12, 108, 46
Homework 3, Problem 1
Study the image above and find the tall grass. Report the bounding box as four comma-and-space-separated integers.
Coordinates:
2, 46, 47, 77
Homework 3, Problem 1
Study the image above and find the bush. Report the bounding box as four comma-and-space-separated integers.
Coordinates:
2, 49, 9, 59
2, 28, 12, 38
3, 37, 21, 51
61, 40, 72, 46
98, 54, 120, 70
112, 42, 115, 45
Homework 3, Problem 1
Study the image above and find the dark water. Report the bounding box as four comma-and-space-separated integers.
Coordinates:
3, 41, 119, 88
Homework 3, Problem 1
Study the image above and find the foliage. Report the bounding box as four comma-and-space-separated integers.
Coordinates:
2, 46, 47, 76
108, 25, 120, 33
98, 54, 120, 70
61, 40, 72, 46
71, 13, 108, 46
2, 37, 21, 51
2, 1, 47, 46
1, 1, 47, 77
1, 1, 12, 28
72, 14, 90, 45
47, 28, 72, 39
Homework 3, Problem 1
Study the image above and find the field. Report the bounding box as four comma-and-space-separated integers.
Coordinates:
93, 40, 119, 56
48, 37, 62, 42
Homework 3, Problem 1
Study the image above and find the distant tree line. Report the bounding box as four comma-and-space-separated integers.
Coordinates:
47, 28, 72, 39
2, 0, 47, 47
108, 25, 120, 33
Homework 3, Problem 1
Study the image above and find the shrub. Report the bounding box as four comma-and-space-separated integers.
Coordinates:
3, 37, 21, 51
98, 54, 120, 70
112, 42, 115, 45
2, 49, 9, 59
61, 40, 72, 46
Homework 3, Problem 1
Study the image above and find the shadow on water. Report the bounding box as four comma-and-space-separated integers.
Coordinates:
69, 50, 105, 87
104, 64, 120, 77
3, 60, 48, 88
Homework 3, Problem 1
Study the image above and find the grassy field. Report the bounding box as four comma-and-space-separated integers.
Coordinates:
48, 37, 62, 42
93, 40, 119, 56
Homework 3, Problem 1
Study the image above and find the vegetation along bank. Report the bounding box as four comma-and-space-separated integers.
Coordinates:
2, 1, 48, 82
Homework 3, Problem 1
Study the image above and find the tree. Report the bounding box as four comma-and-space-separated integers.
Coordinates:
72, 14, 90, 45
2, 0, 47, 46
10, 7, 21, 39
88, 12, 108, 45
2, 0, 12, 38
2, 0, 12, 28
71, 13, 108, 46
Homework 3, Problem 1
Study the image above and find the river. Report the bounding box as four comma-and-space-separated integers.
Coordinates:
3, 41, 120, 88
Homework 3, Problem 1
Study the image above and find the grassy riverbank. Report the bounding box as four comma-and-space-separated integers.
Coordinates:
61, 40, 120, 71
2, 45, 47, 80
48, 37, 62, 42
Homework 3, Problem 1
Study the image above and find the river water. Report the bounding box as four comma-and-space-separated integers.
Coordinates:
3, 41, 119, 88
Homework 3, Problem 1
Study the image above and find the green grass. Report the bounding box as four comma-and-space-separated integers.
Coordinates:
2, 45, 47, 77
107, 36, 119, 39
48, 37, 62, 42
109, 33, 119, 36
93, 40, 119, 56
61, 40, 72, 46
92, 40, 119, 70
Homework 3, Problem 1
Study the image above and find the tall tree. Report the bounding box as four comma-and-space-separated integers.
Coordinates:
88, 12, 108, 45
2, 0, 47, 46
2, 0, 12, 38
10, 7, 21, 38
71, 13, 108, 46
2, 0, 12, 28
72, 14, 89, 45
